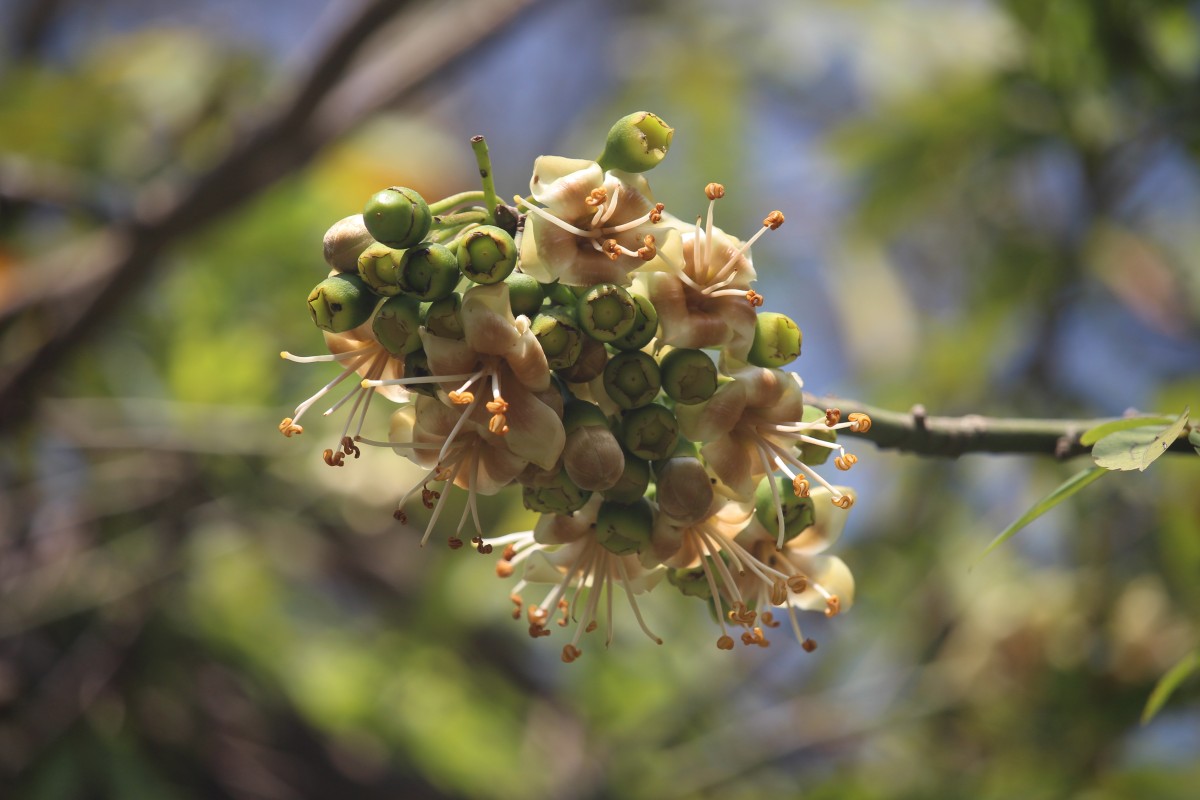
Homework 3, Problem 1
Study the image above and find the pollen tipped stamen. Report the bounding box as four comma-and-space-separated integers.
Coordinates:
281, 344, 379, 364
361, 372, 478, 389
513, 195, 596, 237
848, 412, 872, 432
279, 418, 303, 437
614, 557, 663, 645
834, 452, 858, 471
825, 408, 842, 426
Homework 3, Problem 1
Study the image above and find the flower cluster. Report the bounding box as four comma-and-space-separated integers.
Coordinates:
280, 113, 870, 661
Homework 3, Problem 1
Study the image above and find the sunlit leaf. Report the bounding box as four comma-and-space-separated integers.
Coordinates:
1092, 407, 1190, 471
1080, 415, 1175, 446
976, 466, 1107, 563
1142, 649, 1200, 725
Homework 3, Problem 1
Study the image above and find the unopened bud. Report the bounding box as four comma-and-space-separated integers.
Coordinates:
372, 294, 423, 356
307, 273, 377, 333
357, 242, 403, 296
748, 312, 802, 368
363, 186, 432, 249
323, 214, 374, 273
620, 403, 678, 461
397, 243, 459, 301
594, 497, 654, 556
531, 305, 584, 370
603, 351, 661, 409
754, 476, 816, 542
557, 337, 608, 383
654, 457, 715, 524
597, 111, 674, 173
659, 348, 718, 405
504, 272, 545, 317
578, 283, 638, 343
402, 349, 437, 397
522, 472, 591, 515
457, 225, 518, 285
423, 293, 464, 340
610, 293, 659, 351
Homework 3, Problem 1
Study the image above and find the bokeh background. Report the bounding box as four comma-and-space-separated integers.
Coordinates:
2, 1, 1199, 798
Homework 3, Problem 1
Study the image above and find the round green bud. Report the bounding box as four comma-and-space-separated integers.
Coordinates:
323, 214, 374, 273
654, 457, 714, 524
423, 293, 464, 340
402, 349, 437, 397
357, 241, 403, 296
659, 348, 718, 405
603, 351, 661, 409
457, 225, 517, 284
504, 272, 544, 317
667, 566, 713, 601
619, 404, 679, 461
594, 497, 654, 556
522, 472, 591, 516
602, 452, 650, 504
397, 242, 459, 301
563, 422, 625, 492
578, 283, 638, 343
531, 305, 584, 370
307, 273, 377, 333
797, 405, 836, 466
363, 186, 431, 249
748, 312, 802, 368
372, 294, 423, 356
754, 476, 816, 542
557, 337, 608, 383
563, 400, 610, 434
597, 111, 674, 173
610, 293, 659, 351
540, 281, 579, 307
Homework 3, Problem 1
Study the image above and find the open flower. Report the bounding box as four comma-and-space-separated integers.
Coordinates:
488, 495, 665, 662
642, 183, 782, 361
516, 156, 681, 287
675, 364, 869, 546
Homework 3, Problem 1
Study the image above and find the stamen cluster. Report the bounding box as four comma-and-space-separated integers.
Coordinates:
279, 112, 870, 661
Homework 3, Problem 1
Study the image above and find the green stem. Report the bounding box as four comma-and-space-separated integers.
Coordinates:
470, 135, 499, 223
802, 392, 1196, 459
428, 191, 485, 215
432, 210, 488, 228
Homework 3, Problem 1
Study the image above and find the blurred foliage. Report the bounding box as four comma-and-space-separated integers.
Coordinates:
2, 1, 1199, 799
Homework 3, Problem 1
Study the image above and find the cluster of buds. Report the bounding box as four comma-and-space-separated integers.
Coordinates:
280, 113, 870, 660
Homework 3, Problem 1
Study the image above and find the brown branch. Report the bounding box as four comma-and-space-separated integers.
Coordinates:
803, 392, 1196, 459
0, 0, 545, 433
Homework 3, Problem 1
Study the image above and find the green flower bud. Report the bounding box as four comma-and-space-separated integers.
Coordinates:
540, 281, 579, 307
307, 273, 377, 333
602, 452, 650, 504
504, 272, 544, 317
748, 312, 802, 368
323, 214, 374, 273
357, 241, 404, 296
402, 349, 437, 397
372, 294, 423, 356
397, 242, 459, 301
563, 422, 625, 492
754, 476, 815, 542
457, 225, 518, 285
363, 186, 431, 248
597, 111, 674, 173
654, 457, 714, 524
557, 337, 608, 383
594, 497, 654, 556
563, 399, 610, 434
667, 566, 713, 601
531, 305, 584, 369
423, 293, 464, 340
603, 351, 661, 409
660, 348, 718, 405
797, 405, 836, 465
620, 403, 679, 461
610, 293, 659, 351
522, 471, 591, 515
578, 283, 638, 343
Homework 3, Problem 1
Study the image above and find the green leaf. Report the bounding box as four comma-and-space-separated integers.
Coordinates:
1091, 407, 1189, 471
1142, 649, 1200, 725
976, 466, 1107, 564
1080, 415, 1175, 446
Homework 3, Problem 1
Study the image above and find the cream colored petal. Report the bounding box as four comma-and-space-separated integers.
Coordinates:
533, 495, 602, 545
461, 284, 521, 357
676, 379, 748, 443
786, 486, 854, 555
500, 378, 565, 471
461, 440, 527, 496
700, 435, 759, 499
420, 331, 481, 393
783, 553, 855, 614
530, 156, 603, 207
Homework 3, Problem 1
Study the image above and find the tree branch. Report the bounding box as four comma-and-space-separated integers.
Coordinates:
803, 392, 1195, 459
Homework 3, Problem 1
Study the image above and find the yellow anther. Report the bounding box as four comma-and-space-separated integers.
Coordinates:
649, 202, 665, 223
486, 397, 509, 414
802, 638, 818, 652
761, 611, 781, 629
741, 627, 770, 648
848, 412, 872, 432
278, 418, 304, 437
585, 621, 598, 633
728, 602, 756, 626
705, 182, 726, 200
825, 596, 841, 618
825, 408, 842, 426
495, 560, 515, 578
792, 476, 811, 497
322, 448, 345, 467
557, 598, 570, 627
528, 606, 549, 627
637, 234, 657, 260
449, 390, 474, 405
763, 210, 785, 230
528, 624, 551, 639
447, 536, 464, 550
746, 290, 765, 307
488, 414, 510, 436
510, 593, 523, 620
603, 239, 621, 261
834, 453, 858, 471
585, 187, 607, 207
340, 436, 361, 460
716, 635, 735, 651
787, 575, 809, 594
393, 509, 408, 524
562, 644, 582, 663
472, 536, 493, 555
833, 494, 855, 510
770, 579, 789, 605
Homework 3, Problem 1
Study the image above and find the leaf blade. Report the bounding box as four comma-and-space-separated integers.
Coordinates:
1080, 416, 1175, 446
1142, 649, 1200, 725
976, 466, 1107, 564
1090, 407, 1189, 471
